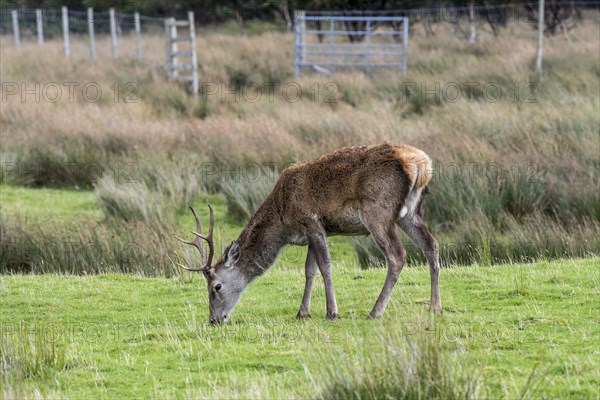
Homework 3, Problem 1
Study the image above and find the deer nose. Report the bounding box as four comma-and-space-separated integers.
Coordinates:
209, 315, 228, 326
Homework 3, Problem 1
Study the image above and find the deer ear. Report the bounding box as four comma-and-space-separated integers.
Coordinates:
224, 241, 241, 268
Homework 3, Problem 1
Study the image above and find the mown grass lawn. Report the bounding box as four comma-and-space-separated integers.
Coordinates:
2, 257, 599, 398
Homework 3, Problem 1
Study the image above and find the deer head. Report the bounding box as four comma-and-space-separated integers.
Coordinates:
175, 205, 248, 325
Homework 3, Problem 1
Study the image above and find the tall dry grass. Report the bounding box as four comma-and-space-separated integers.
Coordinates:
0, 213, 179, 275
0, 16, 598, 271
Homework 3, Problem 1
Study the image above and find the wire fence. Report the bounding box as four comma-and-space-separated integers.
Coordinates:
3, 1, 599, 38
1, 2, 599, 79
0, 8, 165, 37
1, 7, 167, 63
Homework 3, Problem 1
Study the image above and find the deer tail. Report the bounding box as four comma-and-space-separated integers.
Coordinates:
396, 147, 432, 218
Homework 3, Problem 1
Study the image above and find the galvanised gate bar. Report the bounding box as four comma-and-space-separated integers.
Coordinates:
294, 13, 409, 77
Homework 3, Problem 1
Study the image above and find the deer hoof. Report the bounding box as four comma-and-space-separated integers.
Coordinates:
366, 312, 381, 320
430, 305, 443, 315
326, 312, 339, 321
296, 311, 311, 319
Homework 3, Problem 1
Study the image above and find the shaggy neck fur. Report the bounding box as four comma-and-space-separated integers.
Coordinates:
235, 200, 288, 281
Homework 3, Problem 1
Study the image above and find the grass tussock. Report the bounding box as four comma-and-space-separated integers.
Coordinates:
1, 322, 66, 381
95, 177, 170, 224
353, 213, 599, 268
0, 214, 178, 276
307, 313, 549, 400
0, 134, 133, 189
134, 154, 216, 208
220, 167, 279, 222
308, 320, 483, 400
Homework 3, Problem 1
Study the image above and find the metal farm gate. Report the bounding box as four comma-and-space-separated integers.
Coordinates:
294, 12, 409, 77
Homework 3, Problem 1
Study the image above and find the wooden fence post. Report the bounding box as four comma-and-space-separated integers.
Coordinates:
11, 10, 20, 49
165, 18, 175, 79
166, 18, 178, 78
170, 18, 178, 75
403, 17, 409, 75
88, 8, 96, 61
62, 6, 70, 58
188, 11, 198, 97
294, 10, 305, 77
535, 0, 545, 76
165, 18, 172, 78
468, 1, 477, 43
36, 9, 44, 46
135, 12, 142, 60
110, 8, 118, 59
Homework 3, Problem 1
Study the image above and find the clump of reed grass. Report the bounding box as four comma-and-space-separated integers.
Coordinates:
94, 153, 213, 224
95, 177, 169, 224
0, 214, 178, 276
309, 320, 483, 400
1, 134, 133, 189
220, 167, 279, 222
0, 322, 66, 381
351, 212, 599, 269
135, 154, 215, 209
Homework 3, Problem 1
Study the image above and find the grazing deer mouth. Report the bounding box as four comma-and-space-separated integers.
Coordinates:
210, 314, 228, 325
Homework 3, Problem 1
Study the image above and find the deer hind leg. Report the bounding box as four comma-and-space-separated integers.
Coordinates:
398, 213, 442, 314
296, 245, 317, 319
365, 218, 407, 319
308, 232, 339, 320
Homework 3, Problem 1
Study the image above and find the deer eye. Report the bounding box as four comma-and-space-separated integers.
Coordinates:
215, 283, 222, 292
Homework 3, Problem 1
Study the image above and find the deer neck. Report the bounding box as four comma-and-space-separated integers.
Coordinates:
236, 209, 287, 281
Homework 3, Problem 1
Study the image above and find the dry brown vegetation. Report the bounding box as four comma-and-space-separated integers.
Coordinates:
1, 15, 599, 271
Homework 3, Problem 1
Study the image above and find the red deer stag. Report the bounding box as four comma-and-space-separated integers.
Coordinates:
176, 144, 441, 325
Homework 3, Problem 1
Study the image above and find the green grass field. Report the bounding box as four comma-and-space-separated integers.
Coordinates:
2, 257, 599, 398
1, 186, 599, 399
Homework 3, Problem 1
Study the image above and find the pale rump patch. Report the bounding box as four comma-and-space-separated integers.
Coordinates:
400, 206, 408, 218
394, 146, 432, 191
400, 187, 422, 218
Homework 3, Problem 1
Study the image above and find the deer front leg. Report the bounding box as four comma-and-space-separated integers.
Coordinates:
296, 246, 317, 319
308, 233, 339, 320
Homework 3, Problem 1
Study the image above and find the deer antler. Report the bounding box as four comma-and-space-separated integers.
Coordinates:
175, 204, 215, 272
